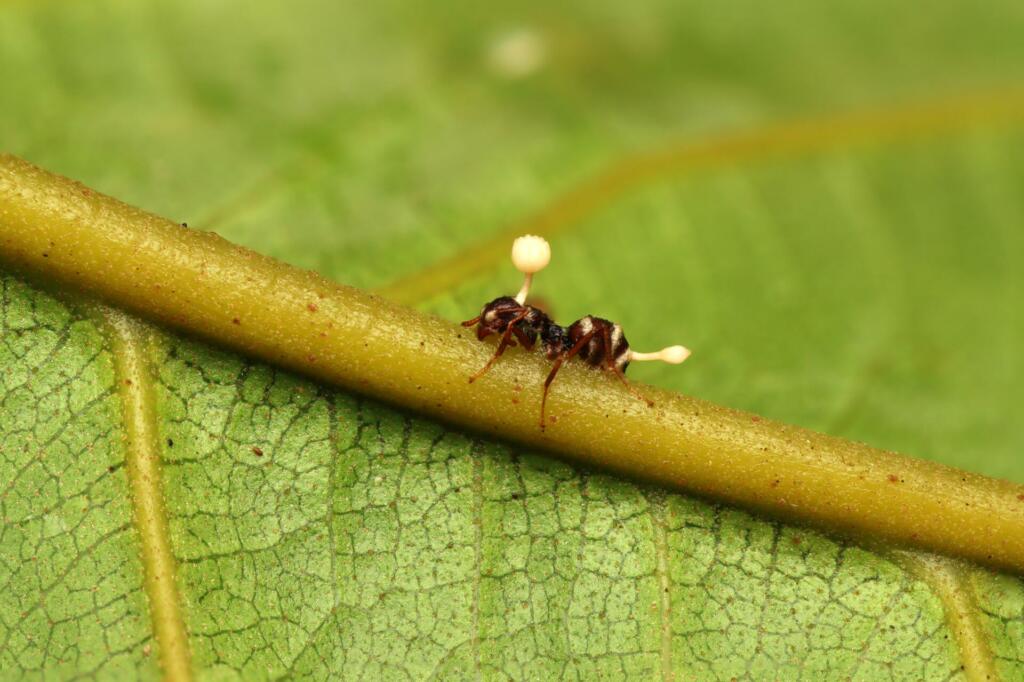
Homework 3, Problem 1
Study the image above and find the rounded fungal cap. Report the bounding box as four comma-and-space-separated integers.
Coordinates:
511, 235, 551, 274
660, 345, 691, 364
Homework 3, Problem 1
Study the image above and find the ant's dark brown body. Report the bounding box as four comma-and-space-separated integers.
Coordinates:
461, 296, 566, 369
462, 302, 650, 428
462, 235, 689, 429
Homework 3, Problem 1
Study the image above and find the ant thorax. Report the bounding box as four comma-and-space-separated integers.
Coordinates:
539, 321, 568, 360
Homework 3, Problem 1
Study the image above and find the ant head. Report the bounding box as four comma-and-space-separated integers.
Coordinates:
511, 235, 551, 304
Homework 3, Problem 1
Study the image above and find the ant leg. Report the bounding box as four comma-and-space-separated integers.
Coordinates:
460, 314, 493, 340
468, 311, 528, 383
601, 326, 654, 407
468, 333, 512, 383
611, 366, 654, 407
511, 326, 535, 350
540, 330, 595, 429
540, 357, 566, 430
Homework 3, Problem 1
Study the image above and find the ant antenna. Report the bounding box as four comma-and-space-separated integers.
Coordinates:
627, 345, 691, 364
511, 235, 551, 304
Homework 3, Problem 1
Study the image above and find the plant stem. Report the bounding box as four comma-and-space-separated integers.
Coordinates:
3, 154, 1024, 573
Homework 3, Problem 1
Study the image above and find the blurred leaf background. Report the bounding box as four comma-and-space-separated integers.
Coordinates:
3, 0, 1024, 679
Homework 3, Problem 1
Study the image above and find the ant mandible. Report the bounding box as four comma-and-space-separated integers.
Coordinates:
461, 235, 690, 429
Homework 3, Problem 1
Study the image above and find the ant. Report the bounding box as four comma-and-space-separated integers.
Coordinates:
462, 235, 690, 428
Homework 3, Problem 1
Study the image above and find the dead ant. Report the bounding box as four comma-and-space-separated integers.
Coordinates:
462, 235, 690, 428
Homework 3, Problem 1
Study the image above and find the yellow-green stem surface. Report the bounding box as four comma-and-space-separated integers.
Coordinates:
3, 154, 1024, 573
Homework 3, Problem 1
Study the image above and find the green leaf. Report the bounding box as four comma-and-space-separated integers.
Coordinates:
3, 1, 1024, 680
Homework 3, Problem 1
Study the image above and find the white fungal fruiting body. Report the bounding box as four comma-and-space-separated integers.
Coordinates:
629, 345, 691, 364
512, 235, 550, 304
511, 235, 551, 274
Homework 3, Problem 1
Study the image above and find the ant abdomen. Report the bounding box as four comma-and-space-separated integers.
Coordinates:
567, 316, 631, 372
